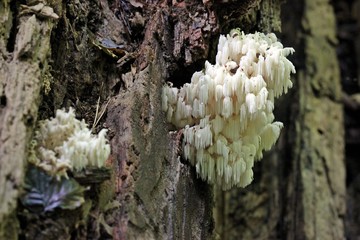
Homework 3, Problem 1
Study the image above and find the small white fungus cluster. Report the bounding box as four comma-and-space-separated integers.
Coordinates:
30, 108, 111, 177
162, 30, 295, 190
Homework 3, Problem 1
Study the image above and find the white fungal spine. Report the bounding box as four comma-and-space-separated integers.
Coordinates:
30, 108, 111, 177
162, 30, 295, 190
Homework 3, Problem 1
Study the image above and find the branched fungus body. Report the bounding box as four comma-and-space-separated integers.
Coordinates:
162, 30, 296, 190
30, 108, 111, 177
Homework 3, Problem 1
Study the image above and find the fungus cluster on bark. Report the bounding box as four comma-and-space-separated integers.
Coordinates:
162, 30, 296, 190
29, 108, 111, 177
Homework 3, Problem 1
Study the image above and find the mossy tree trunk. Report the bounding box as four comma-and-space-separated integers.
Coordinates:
0, 0, 347, 239
0, 0, 257, 239
283, 1, 345, 239
214, 0, 346, 239
0, 0, 60, 238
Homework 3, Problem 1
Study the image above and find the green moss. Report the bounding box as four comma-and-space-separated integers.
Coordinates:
258, 0, 282, 33
0, 0, 12, 48
0, 210, 19, 240
41, 64, 53, 95
132, 66, 167, 220
98, 180, 116, 212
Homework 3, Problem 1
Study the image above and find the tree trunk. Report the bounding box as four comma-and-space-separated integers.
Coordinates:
284, 1, 345, 239
0, 1, 59, 238
214, 0, 346, 239
0, 0, 350, 239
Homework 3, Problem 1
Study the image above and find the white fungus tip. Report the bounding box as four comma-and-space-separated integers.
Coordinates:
162, 30, 295, 190
31, 108, 111, 177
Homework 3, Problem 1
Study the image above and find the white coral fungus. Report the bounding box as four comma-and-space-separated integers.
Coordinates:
162, 30, 295, 190
30, 108, 111, 176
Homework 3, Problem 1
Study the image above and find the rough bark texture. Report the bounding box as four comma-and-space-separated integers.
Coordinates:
0, 0, 349, 239
0, 0, 260, 239
105, 9, 215, 237
213, 0, 291, 239
334, 0, 360, 238
284, 0, 345, 239
0, 1, 60, 239
214, 0, 346, 239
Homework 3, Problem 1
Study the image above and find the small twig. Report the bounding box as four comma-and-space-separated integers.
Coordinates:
91, 97, 110, 132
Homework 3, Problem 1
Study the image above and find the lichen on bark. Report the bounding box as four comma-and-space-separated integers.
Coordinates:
1, 0, 345, 239
285, 0, 345, 238
0, 1, 61, 238
213, 0, 345, 239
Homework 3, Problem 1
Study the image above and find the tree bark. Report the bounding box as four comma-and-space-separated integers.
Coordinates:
0, 1, 60, 238
284, 1, 345, 239
0, 0, 348, 239
214, 0, 346, 239
1, 0, 221, 239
